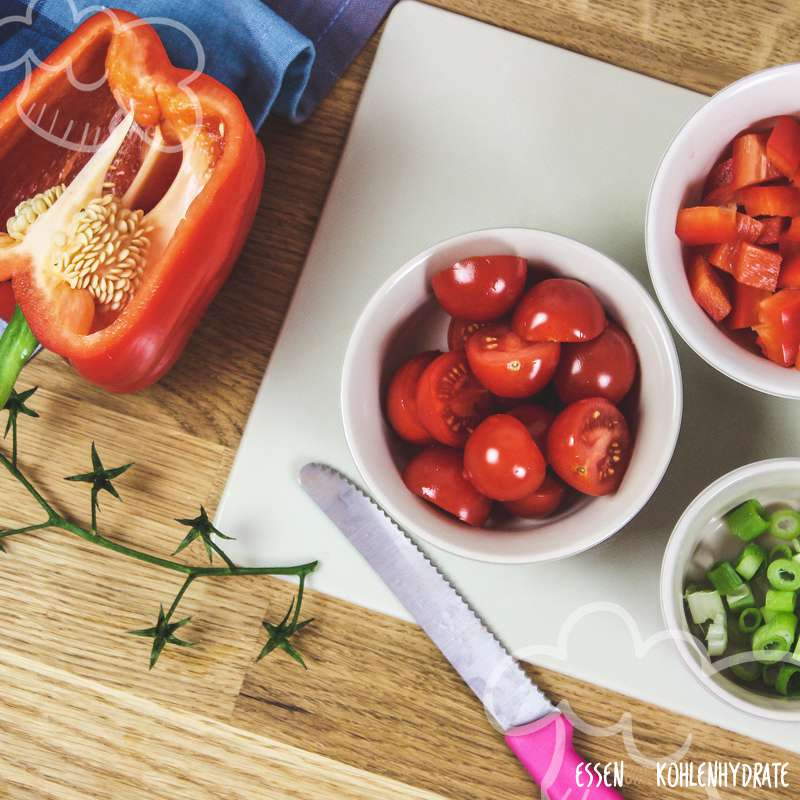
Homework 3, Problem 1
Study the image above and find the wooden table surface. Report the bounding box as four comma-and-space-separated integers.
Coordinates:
2, 2, 799, 798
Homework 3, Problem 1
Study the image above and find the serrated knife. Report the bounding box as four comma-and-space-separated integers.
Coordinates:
300, 463, 623, 800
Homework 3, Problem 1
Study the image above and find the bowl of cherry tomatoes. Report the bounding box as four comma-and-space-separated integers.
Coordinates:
341, 228, 682, 563
647, 64, 800, 398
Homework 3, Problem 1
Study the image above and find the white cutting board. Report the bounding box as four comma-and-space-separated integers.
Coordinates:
218, 1, 800, 752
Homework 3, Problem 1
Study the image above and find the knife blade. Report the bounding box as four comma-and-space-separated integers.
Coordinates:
300, 463, 624, 799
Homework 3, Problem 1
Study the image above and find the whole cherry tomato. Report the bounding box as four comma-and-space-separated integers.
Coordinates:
512, 278, 606, 342
416, 352, 492, 446
554, 323, 638, 404
507, 404, 554, 452
432, 256, 527, 321
386, 351, 439, 444
465, 324, 560, 398
504, 472, 567, 518
464, 414, 546, 501
447, 317, 492, 351
403, 446, 491, 526
547, 398, 631, 496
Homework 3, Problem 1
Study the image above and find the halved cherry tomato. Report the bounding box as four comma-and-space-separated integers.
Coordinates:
739, 185, 800, 218
512, 279, 606, 343
464, 414, 545, 501
415, 351, 491, 446
733, 242, 782, 292
732, 132, 780, 189
386, 351, 439, 444
447, 317, 492, 351
675, 206, 738, 245
432, 256, 527, 322
779, 254, 800, 289
554, 323, 637, 404
465, 324, 560, 398
507, 404, 553, 452
403, 446, 491, 526
767, 116, 800, 178
728, 282, 770, 330
547, 398, 631, 496
754, 288, 800, 367
0, 281, 14, 321
688, 254, 731, 322
504, 472, 567, 518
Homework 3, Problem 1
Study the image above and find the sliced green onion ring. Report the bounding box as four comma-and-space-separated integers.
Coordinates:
776, 664, 800, 697
735, 543, 766, 580
770, 544, 794, 563
726, 583, 755, 612
725, 499, 769, 542
768, 509, 800, 541
767, 559, 800, 591
752, 613, 797, 664
765, 589, 797, 613
738, 607, 763, 634
708, 561, 744, 595
730, 658, 761, 683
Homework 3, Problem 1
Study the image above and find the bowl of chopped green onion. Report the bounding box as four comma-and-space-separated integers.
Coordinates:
661, 458, 800, 720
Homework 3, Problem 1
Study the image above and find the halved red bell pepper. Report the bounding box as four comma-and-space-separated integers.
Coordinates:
733, 242, 782, 292
754, 288, 800, 367
0, 282, 15, 322
767, 116, 800, 178
728, 281, 770, 330
688, 253, 731, 322
739, 185, 800, 218
0, 10, 264, 393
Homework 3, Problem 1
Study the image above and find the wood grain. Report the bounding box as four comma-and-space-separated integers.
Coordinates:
3, 1, 800, 797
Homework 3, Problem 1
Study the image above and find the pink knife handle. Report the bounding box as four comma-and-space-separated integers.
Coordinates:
505, 713, 623, 799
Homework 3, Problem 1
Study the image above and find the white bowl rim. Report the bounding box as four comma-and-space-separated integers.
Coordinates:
660, 457, 800, 721
646, 62, 800, 400
341, 225, 683, 564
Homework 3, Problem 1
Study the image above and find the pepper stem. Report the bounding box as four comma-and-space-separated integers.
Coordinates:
0, 306, 38, 409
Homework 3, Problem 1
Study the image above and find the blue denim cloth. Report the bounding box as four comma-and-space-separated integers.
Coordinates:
0, 0, 396, 126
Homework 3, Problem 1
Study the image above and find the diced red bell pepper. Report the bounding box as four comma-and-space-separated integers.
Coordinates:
0, 12, 265, 392
728, 281, 770, 330
766, 116, 800, 178
676, 206, 738, 245
709, 241, 737, 274
732, 132, 781, 189
736, 213, 765, 243
756, 216, 786, 245
702, 157, 735, 204
754, 288, 800, 367
779, 254, 800, 289
733, 242, 782, 291
688, 253, 731, 321
739, 185, 800, 217
780, 217, 800, 258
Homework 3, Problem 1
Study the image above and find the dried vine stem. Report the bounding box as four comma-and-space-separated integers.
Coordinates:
0, 387, 317, 669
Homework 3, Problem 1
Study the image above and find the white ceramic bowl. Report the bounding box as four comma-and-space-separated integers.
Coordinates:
661, 458, 800, 721
647, 63, 800, 399
341, 227, 683, 563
